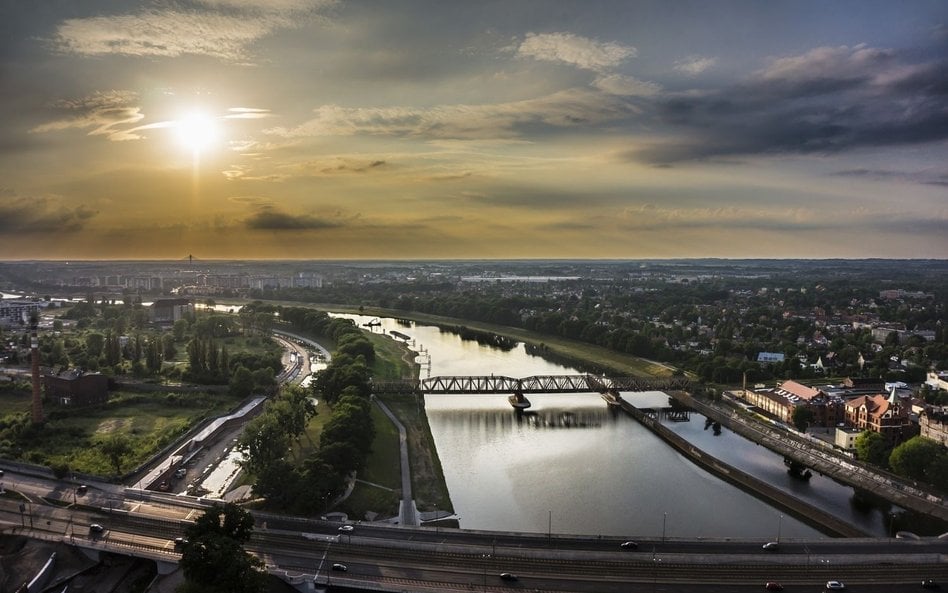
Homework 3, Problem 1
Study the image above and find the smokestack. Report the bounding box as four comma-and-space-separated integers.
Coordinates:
29, 313, 44, 424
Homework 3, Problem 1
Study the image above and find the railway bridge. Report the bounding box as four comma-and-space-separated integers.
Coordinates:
370, 374, 691, 407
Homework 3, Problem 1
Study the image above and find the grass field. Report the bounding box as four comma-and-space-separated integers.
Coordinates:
7, 390, 242, 476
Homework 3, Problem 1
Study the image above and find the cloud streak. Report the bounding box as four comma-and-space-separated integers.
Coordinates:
630, 45, 948, 164
243, 207, 344, 230
0, 192, 96, 233
517, 32, 636, 72
48, 1, 333, 61
267, 88, 636, 140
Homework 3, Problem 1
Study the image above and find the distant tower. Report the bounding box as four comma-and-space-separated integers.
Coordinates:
28, 312, 44, 424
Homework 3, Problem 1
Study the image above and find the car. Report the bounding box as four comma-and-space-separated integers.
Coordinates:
89, 523, 104, 534
337, 524, 354, 533
0, 469, 5, 477
77, 484, 88, 495
331, 563, 347, 572
173, 537, 188, 549
922, 579, 939, 590
765, 583, 784, 591
174, 468, 187, 479
826, 581, 846, 590
620, 540, 639, 549
762, 541, 780, 551
499, 573, 518, 581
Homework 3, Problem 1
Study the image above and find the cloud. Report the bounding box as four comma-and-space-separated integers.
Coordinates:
298, 157, 388, 175
673, 56, 717, 76
614, 202, 948, 236
267, 88, 635, 140
30, 91, 148, 141
225, 108, 274, 119
48, 1, 333, 61
243, 207, 343, 230
629, 45, 948, 164
593, 74, 661, 97
0, 193, 96, 233
517, 32, 636, 72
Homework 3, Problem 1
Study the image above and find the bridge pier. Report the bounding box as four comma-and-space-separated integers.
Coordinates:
508, 391, 531, 409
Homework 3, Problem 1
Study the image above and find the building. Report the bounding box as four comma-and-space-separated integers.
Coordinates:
739, 380, 841, 428
920, 407, 948, 446
756, 352, 785, 364
0, 300, 40, 327
150, 298, 193, 325
43, 368, 109, 406
926, 370, 948, 392
843, 390, 914, 443
834, 426, 862, 451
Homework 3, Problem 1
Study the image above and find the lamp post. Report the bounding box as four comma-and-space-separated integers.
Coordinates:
776, 514, 782, 543
548, 509, 552, 541
662, 512, 667, 543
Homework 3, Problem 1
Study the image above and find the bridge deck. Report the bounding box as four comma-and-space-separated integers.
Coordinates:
371, 374, 690, 394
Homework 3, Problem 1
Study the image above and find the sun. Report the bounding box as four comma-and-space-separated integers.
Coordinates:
175, 113, 219, 154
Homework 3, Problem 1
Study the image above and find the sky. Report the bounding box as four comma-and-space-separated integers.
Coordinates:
1, 0, 946, 260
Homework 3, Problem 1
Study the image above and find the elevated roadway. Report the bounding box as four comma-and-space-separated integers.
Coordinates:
1, 491, 945, 593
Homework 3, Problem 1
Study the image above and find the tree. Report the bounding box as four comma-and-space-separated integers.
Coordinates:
854, 431, 890, 467
791, 406, 814, 433
229, 365, 254, 399
889, 436, 946, 482
100, 433, 132, 475
179, 503, 267, 593
85, 332, 105, 359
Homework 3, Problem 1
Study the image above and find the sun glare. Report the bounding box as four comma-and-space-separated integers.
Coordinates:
175, 113, 219, 154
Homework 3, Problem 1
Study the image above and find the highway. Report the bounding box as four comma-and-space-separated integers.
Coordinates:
0, 476, 945, 593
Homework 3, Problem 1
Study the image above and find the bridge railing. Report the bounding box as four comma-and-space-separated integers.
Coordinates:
371, 374, 691, 395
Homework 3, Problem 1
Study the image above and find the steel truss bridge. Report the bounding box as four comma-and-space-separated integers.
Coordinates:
371, 374, 691, 395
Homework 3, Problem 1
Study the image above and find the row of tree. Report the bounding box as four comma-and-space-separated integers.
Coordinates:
854, 432, 948, 491
237, 311, 377, 515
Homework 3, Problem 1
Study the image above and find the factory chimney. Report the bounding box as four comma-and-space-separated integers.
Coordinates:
28, 312, 44, 424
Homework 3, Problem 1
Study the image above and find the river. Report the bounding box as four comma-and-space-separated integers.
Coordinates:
335, 314, 836, 540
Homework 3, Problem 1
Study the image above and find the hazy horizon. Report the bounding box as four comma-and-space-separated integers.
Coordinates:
2, 1, 946, 260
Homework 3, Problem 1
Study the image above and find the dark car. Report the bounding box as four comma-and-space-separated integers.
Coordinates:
331, 563, 347, 572
89, 523, 104, 535
762, 541, 780, 551
500, 573, 518, 581
765, 583, 784, 591
77, 484, 88, 495
922, 579, 939, 590
173, 537, 188, 549
620, 540, 639, 549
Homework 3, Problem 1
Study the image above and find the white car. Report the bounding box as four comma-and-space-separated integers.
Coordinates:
825, 581, 846, 590
337, 524, 354, 533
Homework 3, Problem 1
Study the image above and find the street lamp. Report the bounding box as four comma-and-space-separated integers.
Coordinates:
662, 512, 667, 543
776, 514, 782, 543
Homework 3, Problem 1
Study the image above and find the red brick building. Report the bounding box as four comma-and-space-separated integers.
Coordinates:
43, 369, 109, 406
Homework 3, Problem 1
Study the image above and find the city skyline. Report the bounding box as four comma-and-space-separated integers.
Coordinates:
1, 1, 946, 260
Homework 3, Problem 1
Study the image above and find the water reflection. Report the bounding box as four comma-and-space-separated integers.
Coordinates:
337, 314, 824, 539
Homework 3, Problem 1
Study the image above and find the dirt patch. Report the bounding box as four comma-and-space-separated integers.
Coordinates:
95, 418, 132, 434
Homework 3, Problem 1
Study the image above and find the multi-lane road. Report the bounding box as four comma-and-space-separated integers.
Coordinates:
1, 471, 946, 593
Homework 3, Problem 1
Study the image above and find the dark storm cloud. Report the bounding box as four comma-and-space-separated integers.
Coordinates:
628, 46, 948, 165
0, 193, 97, 233
244, 207, 342, 230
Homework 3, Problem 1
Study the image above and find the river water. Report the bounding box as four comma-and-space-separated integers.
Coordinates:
335, 314, 840, 540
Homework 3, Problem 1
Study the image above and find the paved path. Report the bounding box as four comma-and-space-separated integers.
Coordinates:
374, 396, 419, 526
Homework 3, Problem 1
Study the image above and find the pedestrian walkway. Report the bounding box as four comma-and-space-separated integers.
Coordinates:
373, 396, 419, 526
